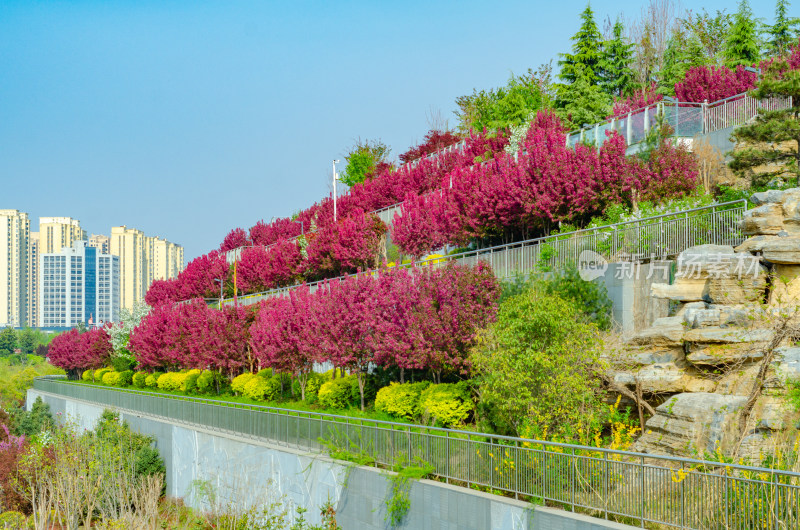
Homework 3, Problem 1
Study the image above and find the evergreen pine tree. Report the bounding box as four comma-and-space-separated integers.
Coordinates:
724, 0, 762, 68
555, 67, 612, 129
659, 32, 707, 96
558, 4, 604, 85
600, 20, 635, 97
768, 0, 800, 55
730, 59, 800, 185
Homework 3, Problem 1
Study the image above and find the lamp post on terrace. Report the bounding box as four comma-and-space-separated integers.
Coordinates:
332, 159, 340, 222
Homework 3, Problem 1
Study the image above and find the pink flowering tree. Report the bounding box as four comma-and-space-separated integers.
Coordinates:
611, 83, 662, 117
48, 327, 112, 378
175, 251, 229, 300
674, 65, 757, 102
409, 262, 499, 379
306, 213, 386, 279
250, 288, 318, 400
314, 275, 382, 410
219, 228, 251, 253
145, 278, 180, 306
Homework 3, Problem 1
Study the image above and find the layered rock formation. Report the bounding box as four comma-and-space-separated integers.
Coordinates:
610, 190, 800, 463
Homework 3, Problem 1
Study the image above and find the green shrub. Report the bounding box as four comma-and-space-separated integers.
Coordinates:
242, 376, 281, 401
292, 372, 325, 403
132, 371, 148, 388
94, 367, 112, 383
418, 383, 474, 427
196, 370, 222, 394
0, 511, 26, 528
375, 382, 430, 420
101, 371, 120, 386
180, 369, 202, 393
318, 376, 357, 409
82, 369, 94, 381
256, 368, 273, 378
145, 372, 163, 388
231, 373, 257, 395
16, 396, 55, 437
117, 370, 134, 386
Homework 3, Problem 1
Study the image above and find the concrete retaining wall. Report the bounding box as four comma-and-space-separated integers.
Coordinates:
599, 261, 671, 334
28, 389, 635, 530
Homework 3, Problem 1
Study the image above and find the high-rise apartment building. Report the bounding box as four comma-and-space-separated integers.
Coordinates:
27, 232, 39, 326
40, 241, 119, 327
110, 226, 183, 310
0, 210, 30, 327
39, 217, 86, 255
87, 234, 110, 254
153, 237, 184, 281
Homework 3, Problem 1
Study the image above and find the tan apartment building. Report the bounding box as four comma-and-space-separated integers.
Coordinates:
87, 234, 110, 254
39, 217, 86, 254
0, 209, 30, 327
111, 226, 183, 310
153, 237, 184, 281
27, 232, 39, 326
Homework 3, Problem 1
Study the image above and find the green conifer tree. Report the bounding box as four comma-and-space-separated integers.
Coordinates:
730, 59, 800, 185
768, 0, 800, 55
600, 20, 635, 97
558, 4, 604, 85
659, 32, 707, 96
724, 0, 762, 68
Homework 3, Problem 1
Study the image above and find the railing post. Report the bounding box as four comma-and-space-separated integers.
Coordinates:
594, 123, 600, 147
703, 99, 708, 133
626, 111, 632, 145
644, 105, 650, 136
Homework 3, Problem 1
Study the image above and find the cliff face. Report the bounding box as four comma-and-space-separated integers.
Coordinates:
609, 189, 800, 463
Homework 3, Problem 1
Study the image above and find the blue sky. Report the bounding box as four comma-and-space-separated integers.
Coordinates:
0, 0, 782, 260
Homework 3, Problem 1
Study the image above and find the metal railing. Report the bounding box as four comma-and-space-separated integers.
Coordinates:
221, 200, 747, 307
34, 376, 800, 529
567, 93, 793, 148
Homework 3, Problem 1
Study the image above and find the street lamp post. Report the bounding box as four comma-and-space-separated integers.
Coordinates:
332, 159, 340, 222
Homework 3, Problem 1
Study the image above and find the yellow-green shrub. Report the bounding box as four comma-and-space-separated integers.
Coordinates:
0, 511, 26, 529
94, 367, 112, 383
180, 369, 202, 392
145, 372, 163, 388
102, 371, 120, 386
318, 376, 356, 409
82, 369, 94, 381
157, 372, 186, 392
132, 371, 148, 388
374, 381, 430, 420
242, 376, 281, 401
418, 383, 474, 427
231, 373, 257, 395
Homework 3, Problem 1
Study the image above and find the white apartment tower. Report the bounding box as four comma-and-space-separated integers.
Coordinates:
0, 210, 30, 327
40, 241, 120, 327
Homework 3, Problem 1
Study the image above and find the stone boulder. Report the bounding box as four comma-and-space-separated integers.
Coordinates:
734, 235, 781, 253
683, 327, 773, 344
740, 203, 784, 235
633, 393, 747, 456
651, 278, 707, 301
750, 189, 787, 205
686, 343, 765, 367
612, 363, 715, 394
761, 237, 800, 264
627, 316, 685, 347
769, 264, 800, 305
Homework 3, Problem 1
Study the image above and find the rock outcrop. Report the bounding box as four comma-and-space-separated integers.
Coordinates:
611, 191, 800, 462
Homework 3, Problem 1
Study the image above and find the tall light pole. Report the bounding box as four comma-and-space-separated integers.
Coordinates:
332, 159, 340, 222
